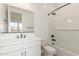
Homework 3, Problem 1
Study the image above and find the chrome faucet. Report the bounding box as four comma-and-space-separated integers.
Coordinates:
16, 34, 26, 39
20, 34, 26, 38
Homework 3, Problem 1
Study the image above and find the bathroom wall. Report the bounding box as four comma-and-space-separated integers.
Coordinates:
55, 3, 79, 55
47, 15, 56, 45
31, 4, 57, 46
0, 4, 7, 32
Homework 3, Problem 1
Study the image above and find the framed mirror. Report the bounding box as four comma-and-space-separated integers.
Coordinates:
1, 4, 34, 33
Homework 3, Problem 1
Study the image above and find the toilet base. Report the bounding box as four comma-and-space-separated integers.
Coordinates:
41, 46, 56, 56
41, 47, 47, 56
46, 53, 56, 56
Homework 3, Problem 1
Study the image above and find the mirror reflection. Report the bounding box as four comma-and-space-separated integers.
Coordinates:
2, 4, 34, 33
10, 11, 22, 32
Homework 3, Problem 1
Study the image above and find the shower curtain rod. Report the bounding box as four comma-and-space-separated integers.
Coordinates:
48, 3, 71, 16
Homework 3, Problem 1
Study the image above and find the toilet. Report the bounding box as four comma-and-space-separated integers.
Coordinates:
43, 45, 56, 56
41, 40, 56, 56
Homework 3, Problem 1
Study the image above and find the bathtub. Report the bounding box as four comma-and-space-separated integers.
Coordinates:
54, 46, 78, 56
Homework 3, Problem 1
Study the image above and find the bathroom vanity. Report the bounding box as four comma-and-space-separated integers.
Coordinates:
0, 33, 41, 56
0, 4, 41, 56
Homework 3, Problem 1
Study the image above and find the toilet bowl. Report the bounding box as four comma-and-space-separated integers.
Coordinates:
43, 45, 56, 56
41, 39, 56, 56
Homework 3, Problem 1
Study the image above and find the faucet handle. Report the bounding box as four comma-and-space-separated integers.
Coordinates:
52, 39, 56, 41
24, 35, 26, 38
51, 34, 55, 38
16, 35, 19, 39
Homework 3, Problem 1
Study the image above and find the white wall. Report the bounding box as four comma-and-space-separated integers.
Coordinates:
32, 4, 56, 46
47, 15, 55, 45
55, 3, 79, 55
0, 4, 7, 32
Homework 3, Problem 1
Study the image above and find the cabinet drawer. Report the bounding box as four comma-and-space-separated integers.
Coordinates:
23, 40, 41, 49
1, 49, 23, 56
0, 44, 23, 54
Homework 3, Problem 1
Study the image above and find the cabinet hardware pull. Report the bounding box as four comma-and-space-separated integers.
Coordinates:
25, 51, 26, 56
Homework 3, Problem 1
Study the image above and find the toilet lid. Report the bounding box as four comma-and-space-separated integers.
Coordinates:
44, 46, 56, 51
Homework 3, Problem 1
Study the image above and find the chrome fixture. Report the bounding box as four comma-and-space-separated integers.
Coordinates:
48, 3, 71, 16
16, 34, 26, 39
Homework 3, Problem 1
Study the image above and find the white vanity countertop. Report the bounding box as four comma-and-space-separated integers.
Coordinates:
0, 33, 42, 47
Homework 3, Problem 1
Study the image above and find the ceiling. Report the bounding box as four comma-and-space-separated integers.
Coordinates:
6, 3, 66, 13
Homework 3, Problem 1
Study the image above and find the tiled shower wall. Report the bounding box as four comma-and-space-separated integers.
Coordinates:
55, 3, 79, 55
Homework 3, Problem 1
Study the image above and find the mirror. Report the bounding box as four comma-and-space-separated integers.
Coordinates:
1, 4, 34, 33
10, 11, 22, 32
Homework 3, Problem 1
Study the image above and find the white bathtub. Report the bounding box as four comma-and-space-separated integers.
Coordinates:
54, 46, 78, 56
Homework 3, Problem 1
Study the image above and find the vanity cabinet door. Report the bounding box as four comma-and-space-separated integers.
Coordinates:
4, 50, 23, 56
25, 45, 41, 56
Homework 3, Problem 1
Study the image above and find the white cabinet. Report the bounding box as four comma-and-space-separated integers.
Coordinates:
25, 45, 41, 56
3, 45, 41, 56
4, 50, 23, 56
23, 40, 41, 56
0, 33, 41, 56
0, 40, 41, 56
